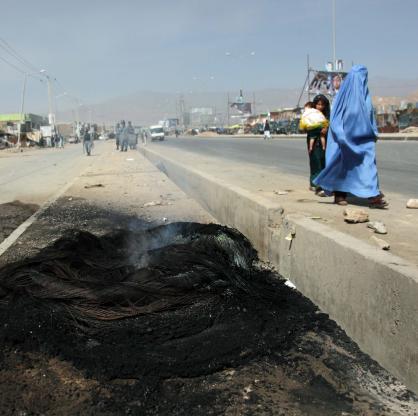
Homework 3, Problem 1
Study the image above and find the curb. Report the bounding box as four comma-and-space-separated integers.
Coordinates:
188, 134, 418, 141
238, 135, 418, 141
140, 146, 418, 394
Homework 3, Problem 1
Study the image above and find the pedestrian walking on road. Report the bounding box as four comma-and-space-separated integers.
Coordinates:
53, 133, 59, 148
142, 129, 147, 146
120, 120, 129, 152
301, 94, 330, 196
263, 119, 271, 140
127, 121, 137, 150
313, 65, 388, 208
83, 128, 93, 156
115, 122, 122, 150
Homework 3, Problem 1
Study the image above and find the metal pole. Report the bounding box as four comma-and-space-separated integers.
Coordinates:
227, 93, 230, 127
73, 97, 80, 124
307, 54, 311, 101
332, 0, 336, 68
253, 92, 256, 115
17, 73, 27, 148
297, 73, 310, 109
46, 76, 54, 131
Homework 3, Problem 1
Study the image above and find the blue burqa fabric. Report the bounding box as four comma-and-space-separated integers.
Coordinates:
313, 65, 380, 198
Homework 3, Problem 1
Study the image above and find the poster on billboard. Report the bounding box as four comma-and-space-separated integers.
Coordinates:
230, 102, 252, 115
167, 118, 179, 128
308, 70, 348, 98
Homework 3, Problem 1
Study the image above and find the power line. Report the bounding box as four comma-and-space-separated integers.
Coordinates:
0, 54, 26, 75
0, 37, 40, 74
0, 37, 86, 120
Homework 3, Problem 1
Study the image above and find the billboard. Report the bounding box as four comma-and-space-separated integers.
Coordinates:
309, 70, 348, 97
230, 102, 252, 115
167, 118, 179, 128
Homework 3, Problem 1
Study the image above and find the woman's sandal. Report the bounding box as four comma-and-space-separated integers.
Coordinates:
334, 196, 348, 206
369, 196, 388, 209
315, 187, 327, 197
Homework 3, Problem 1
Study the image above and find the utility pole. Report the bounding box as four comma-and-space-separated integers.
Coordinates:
179, 94, 185, 129
17, 73, 27, 148
307, 54, 311, 101
332, 0, 336, 68
46, 75, 55, 132
17, 69, 47, 148
252, 92, 256, 115
227, 92, 230, 127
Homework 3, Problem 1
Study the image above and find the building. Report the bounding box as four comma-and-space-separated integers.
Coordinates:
0, 113, 48, 134
397, 108, 418, 131
269, 107, 300, 122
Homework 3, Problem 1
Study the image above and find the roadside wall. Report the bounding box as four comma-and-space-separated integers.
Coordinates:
141, 146, 418, 394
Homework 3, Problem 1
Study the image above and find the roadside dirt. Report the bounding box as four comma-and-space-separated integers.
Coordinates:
0, 201, 38, 243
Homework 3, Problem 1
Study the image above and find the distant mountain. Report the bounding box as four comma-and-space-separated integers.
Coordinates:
57, 88, 303, 125
56, 77, 418, 125
369, 77, 418, 97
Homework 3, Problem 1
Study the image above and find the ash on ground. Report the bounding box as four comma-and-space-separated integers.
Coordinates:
0, 222, 416, 415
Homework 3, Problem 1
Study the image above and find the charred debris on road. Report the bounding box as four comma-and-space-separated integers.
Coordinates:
0, 222, 416, 415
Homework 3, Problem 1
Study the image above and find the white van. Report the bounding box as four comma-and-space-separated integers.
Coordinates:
149, 125, 165, 141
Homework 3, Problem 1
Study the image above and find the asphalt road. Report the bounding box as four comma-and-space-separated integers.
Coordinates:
154, 137, 418, 197
0, 142, 103, 204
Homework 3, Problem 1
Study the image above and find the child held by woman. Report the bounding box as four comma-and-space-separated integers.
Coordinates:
299, 101, 329, 153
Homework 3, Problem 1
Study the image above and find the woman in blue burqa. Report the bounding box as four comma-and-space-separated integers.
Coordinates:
313, 65, 388, 208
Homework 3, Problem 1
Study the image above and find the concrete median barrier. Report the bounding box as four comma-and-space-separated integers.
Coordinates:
140, 146, 418, 394
229, 133, 418, 141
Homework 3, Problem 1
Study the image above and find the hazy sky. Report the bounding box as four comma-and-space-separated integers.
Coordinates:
1, 0, 417, 114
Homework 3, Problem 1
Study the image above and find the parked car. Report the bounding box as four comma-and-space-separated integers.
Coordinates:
287, 118, 301, 134
149, 125, 165, 141
0, 136, 11, 149
275, 120, 289, 134
68, 136, 79, 144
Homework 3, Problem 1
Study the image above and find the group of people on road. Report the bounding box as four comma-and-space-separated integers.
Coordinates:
115, 120, 137, 152
81, 120, 144, 157
299, 65, 388, 209
51, 132, 64, 148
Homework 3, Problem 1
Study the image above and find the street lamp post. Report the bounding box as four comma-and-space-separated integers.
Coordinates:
46, 76, 55, 127
16, 68, 46, 148
38, 70, 56, 133
332, 0, 336, 69
16, 73, 27, 148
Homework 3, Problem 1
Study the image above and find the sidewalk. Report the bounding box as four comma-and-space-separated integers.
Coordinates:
141, 144, 418, 267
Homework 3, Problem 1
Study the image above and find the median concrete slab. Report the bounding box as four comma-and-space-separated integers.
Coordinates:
140, 144, 418, 394
196, 132, 418, 141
